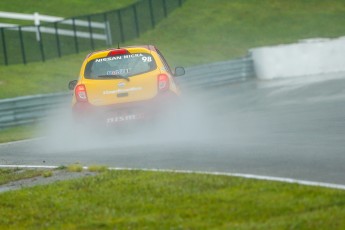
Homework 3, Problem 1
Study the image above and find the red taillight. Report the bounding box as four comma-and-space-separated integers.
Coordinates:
107, 49, 129, 56
75, 84, 88, 102
158, 74, 170, 91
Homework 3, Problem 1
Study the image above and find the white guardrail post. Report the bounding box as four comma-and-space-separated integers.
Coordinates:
0, 58, 255, 129
34, 12, 42, 41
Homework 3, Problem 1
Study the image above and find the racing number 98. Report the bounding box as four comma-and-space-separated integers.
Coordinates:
142, 56, 152, 62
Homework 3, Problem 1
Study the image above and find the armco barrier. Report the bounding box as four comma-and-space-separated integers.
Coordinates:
0, 93, 70, 129
178, 57, 254, 89
0, 57, 255, 129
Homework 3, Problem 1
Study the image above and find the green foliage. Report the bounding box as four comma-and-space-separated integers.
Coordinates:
0, 170, 344, 229
67, 164, 83, 172
41, 171, 53, 178
88, 165, 109, 173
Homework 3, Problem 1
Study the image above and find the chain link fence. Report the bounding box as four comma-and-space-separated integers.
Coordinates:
0, 0, 185, 66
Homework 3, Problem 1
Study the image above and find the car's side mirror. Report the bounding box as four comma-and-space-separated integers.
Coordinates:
68, 80, 78, 90
174, 67, 185, 77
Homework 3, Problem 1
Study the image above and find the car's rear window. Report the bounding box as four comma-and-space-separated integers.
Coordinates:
84, 53, 157, 79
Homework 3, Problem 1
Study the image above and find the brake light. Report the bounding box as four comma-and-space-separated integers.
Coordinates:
75, 84, 88, 102
158, 74, 170, 91
107, 49, 129, 56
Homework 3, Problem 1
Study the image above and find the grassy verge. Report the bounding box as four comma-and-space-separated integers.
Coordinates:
0, 125, 40, 143
0, 53, 86, 98
0, 168, 44, 185
0, 170, 344, 229
131, 0, 345, 66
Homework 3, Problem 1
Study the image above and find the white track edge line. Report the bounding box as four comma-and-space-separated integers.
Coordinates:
1, 164, 345, 191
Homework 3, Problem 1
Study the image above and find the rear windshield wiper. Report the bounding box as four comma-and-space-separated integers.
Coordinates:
97, 74, 130, 81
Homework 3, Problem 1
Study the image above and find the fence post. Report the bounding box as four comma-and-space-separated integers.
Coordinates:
133, 4, 140, 38
18, 26, 27, 65
162, 0, 168, 18
37, 25, 45, 62
103, 13, 112, 46
87, 16, 95, 50
117, 10, 125, 43
54, 22, 61, 58
148, 0, 155, 28
0, 28, 8, 65
34, 12, 41, 41
72, 18, 79, 53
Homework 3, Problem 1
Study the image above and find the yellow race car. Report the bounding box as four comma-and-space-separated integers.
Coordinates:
68, 45, 185, 126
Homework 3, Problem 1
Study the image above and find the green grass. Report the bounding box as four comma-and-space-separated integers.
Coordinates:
41, 170, 53, 178
88, 165, 109, 173
67, 164, 84, 172
0, 168, 43, 185
134, 0, 345, 66
0, 0, 137, 19
0, 125, 39, 143
0, 53, 85, 98
0, 170, 344, 229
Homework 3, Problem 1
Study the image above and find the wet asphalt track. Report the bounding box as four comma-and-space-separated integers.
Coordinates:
1, 73, 345, 185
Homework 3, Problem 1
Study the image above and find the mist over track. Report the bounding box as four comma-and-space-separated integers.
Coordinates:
1, 72, 345, 185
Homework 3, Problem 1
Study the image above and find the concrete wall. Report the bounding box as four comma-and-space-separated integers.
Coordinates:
250, 37, 345, 80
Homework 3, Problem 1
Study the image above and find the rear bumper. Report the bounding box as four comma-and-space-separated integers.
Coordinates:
72, 92, 179, 126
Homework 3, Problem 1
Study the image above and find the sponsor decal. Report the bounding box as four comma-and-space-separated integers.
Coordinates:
103, 87, 143, 95
142, 56, 152, 62
118, 82, 126, 88
95, 56, 122, 62
95, 53, 144, 63
107, 68, 130, 75
106, 114, 144, 124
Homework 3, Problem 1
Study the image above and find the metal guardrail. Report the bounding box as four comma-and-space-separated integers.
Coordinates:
0, 58, 255, 129
178, 57, 255, 89
0, 93, 70, 129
